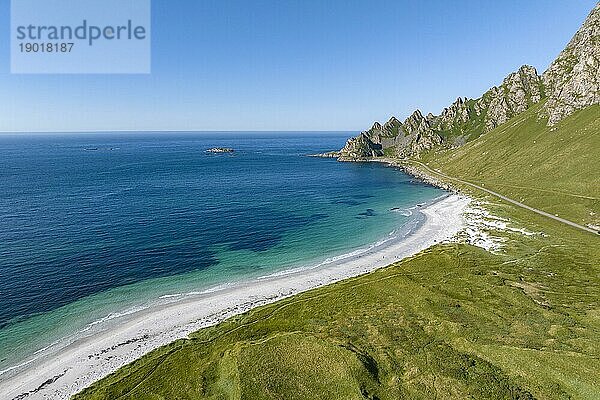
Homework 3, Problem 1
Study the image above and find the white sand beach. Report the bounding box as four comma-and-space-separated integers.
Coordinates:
0, 194, 470, 400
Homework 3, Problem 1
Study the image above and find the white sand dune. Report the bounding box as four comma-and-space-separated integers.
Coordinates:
0, 194, 470, 400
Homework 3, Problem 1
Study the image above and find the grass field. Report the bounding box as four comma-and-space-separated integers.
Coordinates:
75, 105, 599, 400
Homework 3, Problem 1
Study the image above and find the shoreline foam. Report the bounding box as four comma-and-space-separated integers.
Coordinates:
0, 194, 470, 400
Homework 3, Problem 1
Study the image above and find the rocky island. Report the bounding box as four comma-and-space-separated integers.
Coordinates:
206, 147, 234, 153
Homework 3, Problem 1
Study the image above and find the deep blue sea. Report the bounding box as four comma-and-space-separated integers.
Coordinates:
0, 132, 444, 373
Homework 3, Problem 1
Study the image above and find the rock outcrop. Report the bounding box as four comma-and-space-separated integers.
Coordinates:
394, 111, 443, 158
542, 3, 600, 125
206, 147, 234, 153
338, 132, 384, 159
337, 111, 443, 160
479, 65, 545, 131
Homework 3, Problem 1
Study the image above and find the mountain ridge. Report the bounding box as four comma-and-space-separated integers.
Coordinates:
332, 3, 599, 161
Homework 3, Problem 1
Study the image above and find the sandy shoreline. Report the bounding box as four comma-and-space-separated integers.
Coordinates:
0, 194, 470, 400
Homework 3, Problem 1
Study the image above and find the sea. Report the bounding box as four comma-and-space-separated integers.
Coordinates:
0, 132, 445, 376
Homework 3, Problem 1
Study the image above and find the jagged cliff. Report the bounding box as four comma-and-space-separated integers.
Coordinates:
430, 65, 544, 142
542, 3, 600, 125
336, 111, 443, 160
333, 3, 599, 161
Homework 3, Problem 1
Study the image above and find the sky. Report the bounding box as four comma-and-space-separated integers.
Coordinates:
0, 0, 597, 132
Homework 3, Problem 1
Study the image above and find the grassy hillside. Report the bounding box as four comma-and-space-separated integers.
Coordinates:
422, 103, 600, 227
75, 105, 599, 400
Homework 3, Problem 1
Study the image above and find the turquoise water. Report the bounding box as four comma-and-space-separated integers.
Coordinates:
0, 132, 445, 373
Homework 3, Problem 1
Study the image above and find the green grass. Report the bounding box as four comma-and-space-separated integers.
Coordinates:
74, 105, 600, 400
423, 103, 600, 227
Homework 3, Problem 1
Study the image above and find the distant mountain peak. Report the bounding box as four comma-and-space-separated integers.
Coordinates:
385, 116, 401, 125
371, 121, 383, 131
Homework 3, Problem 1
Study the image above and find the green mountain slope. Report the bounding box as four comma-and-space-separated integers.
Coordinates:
422, 103, 600, 228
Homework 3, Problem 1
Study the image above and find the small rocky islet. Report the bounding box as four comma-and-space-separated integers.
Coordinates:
206, 147, 235, 153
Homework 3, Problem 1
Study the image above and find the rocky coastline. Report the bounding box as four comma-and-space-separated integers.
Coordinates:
328, 155, 458, 192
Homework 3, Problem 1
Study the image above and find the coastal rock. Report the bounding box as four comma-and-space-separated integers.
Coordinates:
337, 132, 384, 160
336, 112, 443, 160
542, 3, 600, 125
394, 111, 443, 158
399, 164, 456, 191
310, 151, 340, 158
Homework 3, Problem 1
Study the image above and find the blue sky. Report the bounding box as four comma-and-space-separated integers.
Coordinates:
0, 0, 596, 132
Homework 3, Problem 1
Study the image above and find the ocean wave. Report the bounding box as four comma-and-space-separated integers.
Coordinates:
158, 293, 184, 299
0, 358, 36, 378
33, 339, 62, 355
80, 306, 148, 333
157, 283, 235, 301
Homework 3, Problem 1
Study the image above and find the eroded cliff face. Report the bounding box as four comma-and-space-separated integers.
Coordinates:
335, 3, 599, 160
479, 65, 545, 131
338, 132, 384, 159
337, 111, 443, 161
542, 3, 600, 125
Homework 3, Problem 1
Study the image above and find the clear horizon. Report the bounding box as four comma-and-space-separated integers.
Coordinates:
0, 129, 354, 134
0, 0, 596, 132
